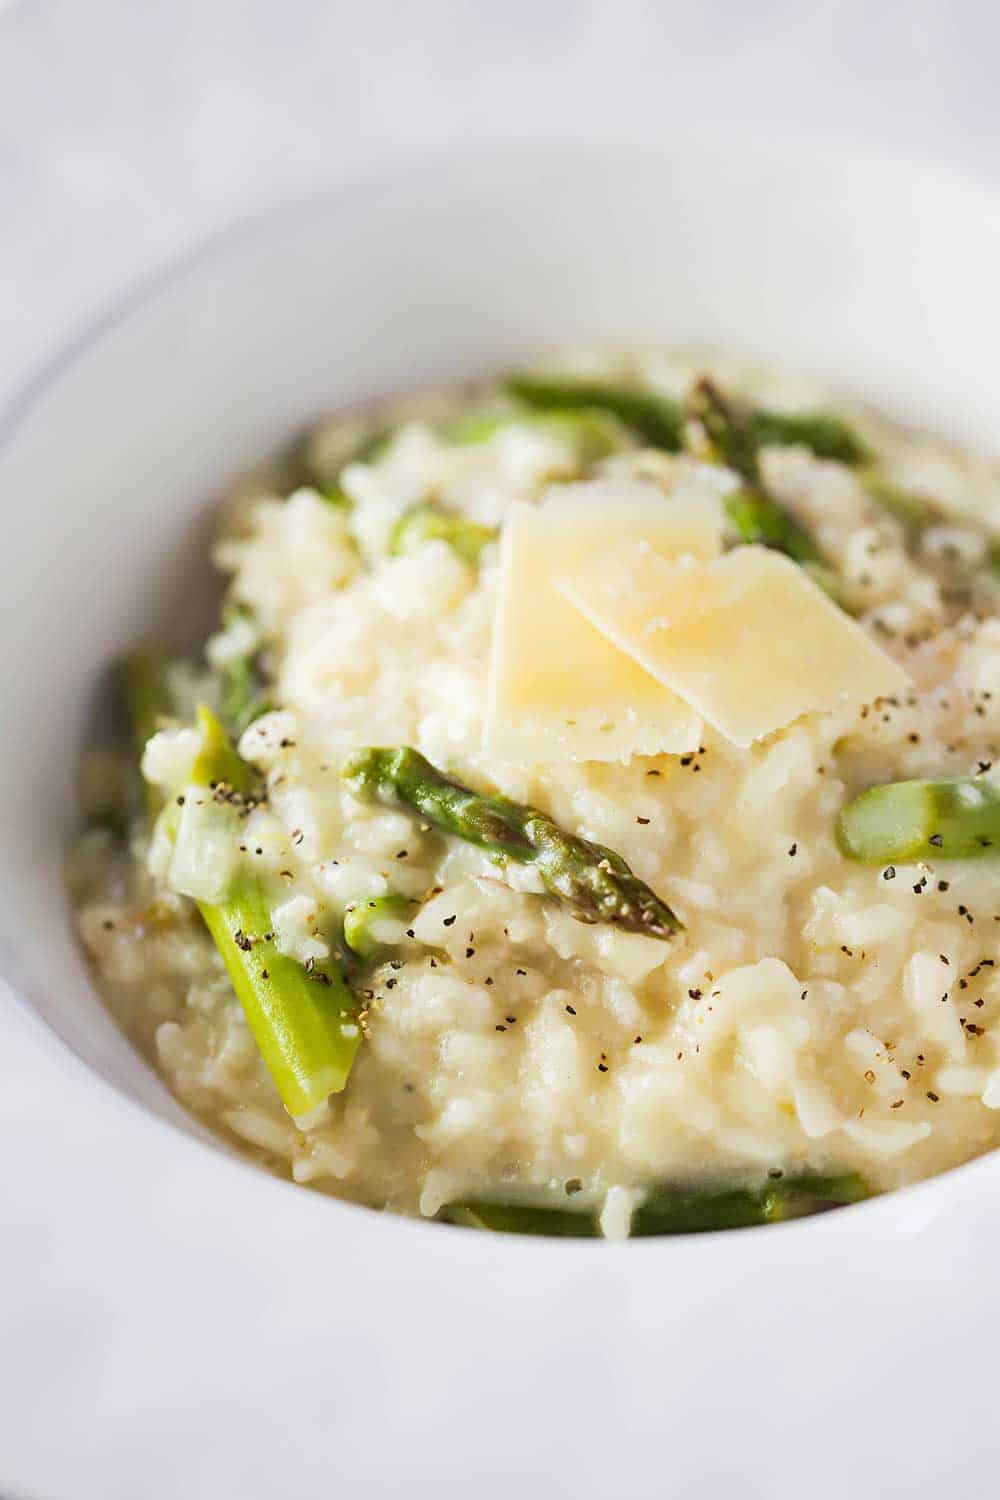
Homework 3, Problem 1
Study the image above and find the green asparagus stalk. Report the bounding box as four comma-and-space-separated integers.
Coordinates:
319, 485, 353, 511
688, 377, 763, 484
390, 504, 497, 564
439, 1202, 599, 1236
191, 702, 253, 794
219, 656, 272, 738
749, 408, 870, 466
631, 1171, 869, 1234
689, 379, 839, 595
862, 474, 1000, 590
439, 1172, 870, 1237
508, 371, 870, 466
445, 406, 632, 465
124, 655, 361, 1114
861, 474, 942, 536
837, 777, 1000, 862
723, 488, 834, 574
343, 892, 416, 961
123, 646, 173, 754
342, 746, 681, 938
123, 647, 175, 821
506, 374, 685, 451
216, 605, 274, 738
188, 706, 360, 1116
197, 877, 360, 1117
859, 474, 1000, 600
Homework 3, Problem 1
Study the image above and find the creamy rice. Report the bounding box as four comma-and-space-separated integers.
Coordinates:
67, 350, 1000, 1234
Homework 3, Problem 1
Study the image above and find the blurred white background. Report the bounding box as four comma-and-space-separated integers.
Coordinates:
1, 4, 999, 1496
2, 0, 999, 404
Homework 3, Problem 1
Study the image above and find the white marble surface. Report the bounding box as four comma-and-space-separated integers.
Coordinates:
2, 5, 1000, 1497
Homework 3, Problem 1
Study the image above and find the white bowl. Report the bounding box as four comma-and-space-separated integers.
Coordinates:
4, 139, 1000, 1498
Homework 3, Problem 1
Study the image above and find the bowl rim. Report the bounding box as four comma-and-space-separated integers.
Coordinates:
7, 131, 1000, 1251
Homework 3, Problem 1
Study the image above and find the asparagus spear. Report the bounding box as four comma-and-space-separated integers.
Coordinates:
440, 1202, 599, 1236
837, 777, 1000, 862
861, 474, 942, 536
216, 604, 274, 738
508, 372, 871, 465
631, 1171, 868, 1235
125, 652, 361, 1114
343, 892, 415, 961
188, 706, 360, 1115
390, 504, 497, 564
723, 488, 833, 572
862, 474, 1000, 588
219, 655, 271, 738
689, 379, 839, 595
319, 485, 353, 511
445, 406, 632, 465
197, 877, 360, 1117
191, 702, 253, 794
688, 377, 764, 484
123, 647, 175, 822
123, 646, 173, 755
342, 746, 681, 938
439, 1172, 870, 1237
506, 374, 685, 451
750, 408, 870, 466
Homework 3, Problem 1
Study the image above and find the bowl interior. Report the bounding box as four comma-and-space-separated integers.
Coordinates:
3, 137, 1000, 1152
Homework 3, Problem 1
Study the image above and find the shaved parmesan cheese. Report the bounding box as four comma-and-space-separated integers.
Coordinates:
557, 544, 909, 747
484, 480, 723, 762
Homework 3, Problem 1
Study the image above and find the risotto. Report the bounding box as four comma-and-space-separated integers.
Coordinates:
67, 350, 1000, 1238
